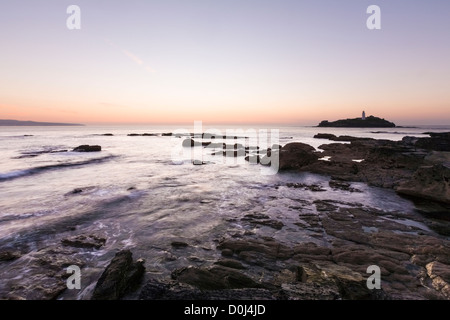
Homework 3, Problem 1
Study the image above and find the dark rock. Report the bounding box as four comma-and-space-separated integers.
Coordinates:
396, 164, 450, 204
171, 266, 260, 290
221, 249, 234, 257
0, 250, 21, 262
162, 133, 172, 136
61, 234, 106, 249
71, 188, 84, 194
314, 133, 337, 140
286, 183, 326, 192
242, 213, 284, 230
91, 250, 145, 300
415, 132, 450, 152
101, 133, 114, 136
127, 133, 140, 136
279, 143, 319, 170
171, 241, 189, 248
214, 259, 246, 269
73, 145, 101, 152
139, 279, 275, 300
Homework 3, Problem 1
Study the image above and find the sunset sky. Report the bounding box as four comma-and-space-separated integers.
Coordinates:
0, 0, 449, 125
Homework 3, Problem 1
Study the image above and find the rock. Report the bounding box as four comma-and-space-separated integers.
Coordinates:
214, 259, 246, 269
286, 183, 326, 192
314, 133, 337, 140
396, 164, 450, 204
101, 133, 114, 136
162, 133, 172, 136
221, 249, 234, 257
279, 143, 319, 170
127, 133, 140, 136
415, 132, 450, 151
329, 180, 362, 193
62, 234, 106, 249
71, 188, 84, 194
241, 213, 284, 230
2, 247, 85, 300
171, 241, 189, 248
171, 266, 260, 290
138, 279, 276, 300
426, 261, 450, 298
91, 250, 145, 300
73, 145, 101, 152
0, 250, 21, 262
182, 138, 199, 147
424, 151, 450, 166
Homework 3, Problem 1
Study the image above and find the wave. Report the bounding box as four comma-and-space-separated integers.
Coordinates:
0, 155, 117, 182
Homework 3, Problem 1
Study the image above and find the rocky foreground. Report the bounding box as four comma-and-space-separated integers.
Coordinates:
0, 132, 449, 300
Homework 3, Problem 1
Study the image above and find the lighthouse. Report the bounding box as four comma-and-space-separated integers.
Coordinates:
362, 111, 366, 120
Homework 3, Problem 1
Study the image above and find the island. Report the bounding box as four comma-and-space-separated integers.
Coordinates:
318, 112, 396, 128
0, 119, 84, 126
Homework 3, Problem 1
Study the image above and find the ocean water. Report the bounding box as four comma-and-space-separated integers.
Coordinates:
0, 124, 449, 299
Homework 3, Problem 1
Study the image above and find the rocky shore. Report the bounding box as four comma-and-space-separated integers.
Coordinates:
0, 131, 449, 300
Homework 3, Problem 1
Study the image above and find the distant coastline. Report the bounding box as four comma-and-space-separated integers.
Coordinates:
0, 119, 84, 126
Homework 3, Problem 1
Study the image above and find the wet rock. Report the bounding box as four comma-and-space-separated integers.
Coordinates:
329, 180, 362, 193
139, 279, 276, 300
62, 234, 106, 249
221, 249, 234, 257
171, 265, 260, 290
279, 143, 319, 170
171, 241, 189, 248
214, 259, 246, 269
414, 132, 450, 152
218, 238, 294, 261
91, 250, 145, 300
2, 247, 85, 300
396, 164, 450, 204
242, 214, 284, 230
314, 133, 337, 140
73, 145, 101, 152
286, 183, 326, 192
0, 250, 21, 262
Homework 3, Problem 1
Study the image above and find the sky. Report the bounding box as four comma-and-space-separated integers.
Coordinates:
0, 0, 449, 125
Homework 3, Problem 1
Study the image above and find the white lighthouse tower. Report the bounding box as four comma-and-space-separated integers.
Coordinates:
362, 110, 366, 120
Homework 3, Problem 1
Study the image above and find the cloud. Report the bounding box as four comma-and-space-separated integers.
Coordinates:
123, 50, 143, 65
105, 39, 155, 73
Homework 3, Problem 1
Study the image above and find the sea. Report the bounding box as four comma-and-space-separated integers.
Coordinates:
0, 124, 449, 299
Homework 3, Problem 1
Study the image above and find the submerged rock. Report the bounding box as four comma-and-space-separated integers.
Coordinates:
61, 234, 106, 249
